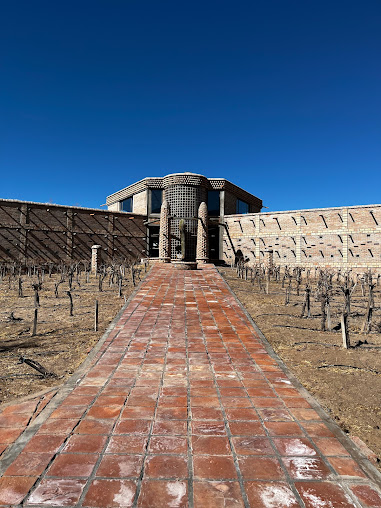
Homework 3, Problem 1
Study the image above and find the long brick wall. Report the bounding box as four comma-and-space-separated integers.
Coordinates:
0, 199, 146, 265
223, 204, 381, 271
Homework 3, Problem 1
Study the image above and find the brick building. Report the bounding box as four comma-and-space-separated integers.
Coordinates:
1, 172, 380, 270
106, 173, 262, 261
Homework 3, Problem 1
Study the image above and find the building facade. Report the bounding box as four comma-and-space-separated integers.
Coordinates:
106, 173, 262, 261
1, 172, 380, 271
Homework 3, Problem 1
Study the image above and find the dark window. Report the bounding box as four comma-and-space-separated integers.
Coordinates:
121, 197, 132, 212
207, 191, 220, 216
150, 189, 162, 214
236, 199, 249, 214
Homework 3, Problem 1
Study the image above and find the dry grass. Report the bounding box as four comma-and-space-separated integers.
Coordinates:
0, 269, 143, 404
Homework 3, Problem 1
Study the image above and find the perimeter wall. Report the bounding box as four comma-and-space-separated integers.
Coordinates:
0, 199, 146, 264
223, 204, 381, 272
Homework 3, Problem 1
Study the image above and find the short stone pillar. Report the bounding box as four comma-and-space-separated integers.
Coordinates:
91, 245, 101, 274
264, 249, 274, 273
196, 202, 209, 263
159, 200, 171, 262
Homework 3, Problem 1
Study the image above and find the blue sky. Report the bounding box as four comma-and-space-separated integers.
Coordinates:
1, 1, 380, 211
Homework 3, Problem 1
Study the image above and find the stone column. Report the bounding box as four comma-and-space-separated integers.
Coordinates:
91, 245, 101, 274
159, 200, 171, 262
196, 202, 209, 263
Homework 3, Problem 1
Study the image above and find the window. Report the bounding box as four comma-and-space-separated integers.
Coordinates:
236, 199, 249, 214
150, 189, 162, 214
207, 191, 220, 216
121, 197, 132, 212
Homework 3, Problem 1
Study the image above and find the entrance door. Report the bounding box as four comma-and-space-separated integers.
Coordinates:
208, 225, 220, 261
148, 226, 160, 258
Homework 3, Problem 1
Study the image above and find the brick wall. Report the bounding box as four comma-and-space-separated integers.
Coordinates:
0, 199, 147, 264
223, 204, 381, 271
133, 191, 148, 215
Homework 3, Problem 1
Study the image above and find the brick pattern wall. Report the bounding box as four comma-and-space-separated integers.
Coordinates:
223, 204, 381, 271
0, 200, 146, 264
132, 191, 147, 215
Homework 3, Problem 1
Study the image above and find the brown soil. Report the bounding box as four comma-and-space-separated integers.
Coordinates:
219, 267, 381, 470
0, 270, 144, 405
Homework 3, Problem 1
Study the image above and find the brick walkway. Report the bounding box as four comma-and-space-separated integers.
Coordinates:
0, 264, 381, 507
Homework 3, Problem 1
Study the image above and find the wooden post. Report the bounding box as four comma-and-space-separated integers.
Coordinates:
95, 299, 99, 332
32, 308, 38, 336
66, 291, 73, 316
341, 313, 350, 348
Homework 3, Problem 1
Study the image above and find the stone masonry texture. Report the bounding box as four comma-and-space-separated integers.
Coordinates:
224, 204, 381, 271
0, 264, 380, 507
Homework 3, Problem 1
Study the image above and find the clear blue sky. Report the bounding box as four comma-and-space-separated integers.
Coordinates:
1, 1, 380, 211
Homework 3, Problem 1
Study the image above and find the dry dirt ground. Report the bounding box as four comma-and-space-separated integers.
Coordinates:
0, 269, 144, 405
219, 267, 381, 471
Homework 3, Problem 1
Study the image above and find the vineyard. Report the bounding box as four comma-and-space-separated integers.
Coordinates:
0, 259, 148, 404
220, 263, 381, 470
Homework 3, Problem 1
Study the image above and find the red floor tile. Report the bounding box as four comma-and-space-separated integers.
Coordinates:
238, 456, 285, 480
225, 408, 259, 421
192, 407, 223, 420
282, 457, 332, 479
74, 418, 114, 434
295, 481, 357, 507
62, 434, 107, 453
46, 453, 99, 477
192, 435, 231, 455
301, 421, 335, 437
106, 435, 148, 454
232, 437, 274, 455
121, 406, 155, 419
272, 437, 317, 456
0, 427, 24, 444
114, 419, 151, 434
83, 479, 136, 507
194, 455, 237, 480
144, 454, 188, 478
137, 480, 188, 507
149, 436, 187, 454
229, 421, 266, 436
193, 481, 244, 507
23, 434, 65, 453
264, 421, 303, 436
37, 418, 79, 435
350, 484, 381, 507
245, 481, 300, 508
26, 478, 86, 506
4, 452, 52, 476
192, 420, 226, 436
96, 454, 143, 478
86, 405, 121, 419
152, 419, 187, 435
0, 476, 37, 505
314, 437, 351, 456
327, 457, 366, 477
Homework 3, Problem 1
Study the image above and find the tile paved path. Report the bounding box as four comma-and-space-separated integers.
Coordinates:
0, 264, 381, 507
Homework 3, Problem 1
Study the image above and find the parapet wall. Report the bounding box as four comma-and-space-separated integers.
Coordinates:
0, 199, 146, 265
223, 204, 381, 271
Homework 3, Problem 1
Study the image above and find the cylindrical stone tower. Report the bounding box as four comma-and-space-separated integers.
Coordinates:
196, 202, 209, 263
163, 173, 208, 260
159, 200, 171, 262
